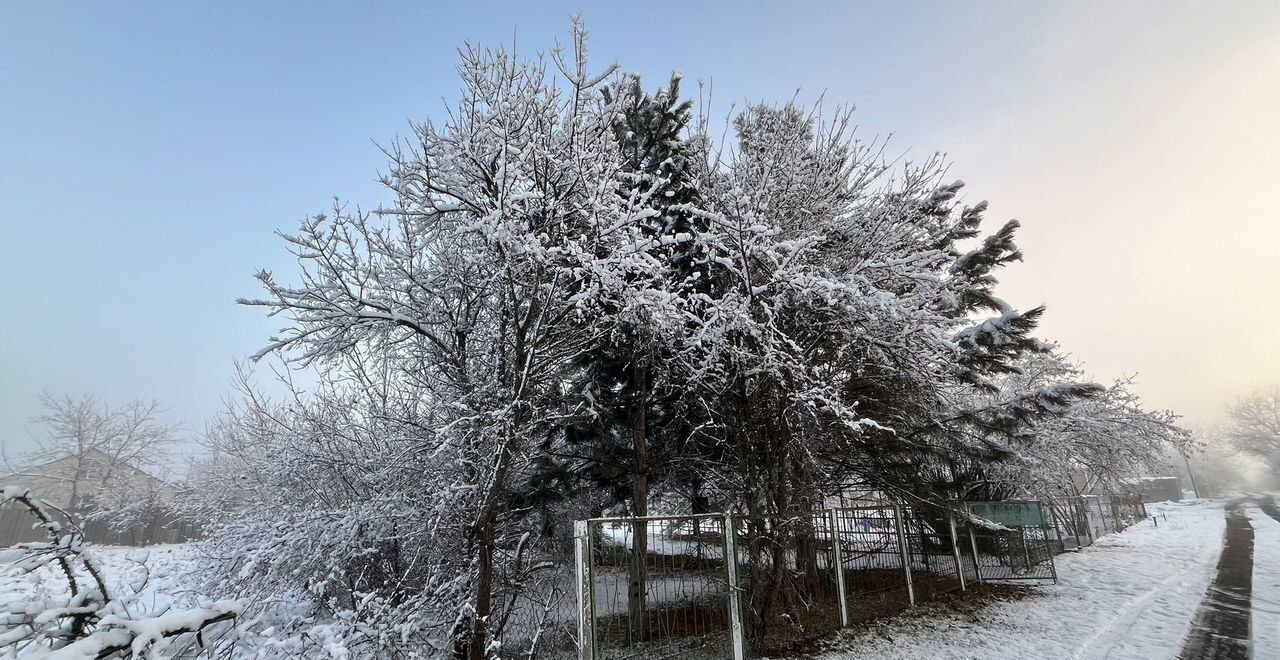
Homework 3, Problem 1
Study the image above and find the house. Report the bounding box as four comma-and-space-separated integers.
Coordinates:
0, 450, 196, 547
1124, 476, 1183, 503
1, 448, 177, 510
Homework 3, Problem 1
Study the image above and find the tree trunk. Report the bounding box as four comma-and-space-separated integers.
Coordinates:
627, 358, 649, 643
791, 454, 821, 590
469, 511, 497, 660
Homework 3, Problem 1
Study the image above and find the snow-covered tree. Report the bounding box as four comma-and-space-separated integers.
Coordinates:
231, 24, 689, 658
11, 393, 178, 515
948, 350, 1192, 498
220, 22, 1187, 654
1224, 386, 1280, 475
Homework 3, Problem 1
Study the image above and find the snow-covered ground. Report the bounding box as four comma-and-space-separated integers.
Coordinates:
0, 543, 200, 619
811, 499, 1227, 660
1247, 501, 1280, 660
7, 499, 1274, 659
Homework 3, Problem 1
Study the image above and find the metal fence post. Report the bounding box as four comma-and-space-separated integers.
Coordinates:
947, 509, 966, 591
1038, 503, 1059, 584
829, 509, 850, 626
722, 514, 747, 660
966, 504, 984, 585
1071, 498, 1086, 547
574, 520, 596, 660
892, 504, 916, 606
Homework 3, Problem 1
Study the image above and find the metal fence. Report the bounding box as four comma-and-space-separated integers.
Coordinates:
1040, 495, 1148, 553
574, 514, 741, 659
573, 506, 975, 659
1110, 495, 1147, 529
572, 495, 1149, 659
831, 506, 918, 619
488, 535, 580, 659
962, 501, 1057, 581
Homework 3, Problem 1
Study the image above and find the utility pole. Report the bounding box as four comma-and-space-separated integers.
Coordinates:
1182, 450, 1201, 499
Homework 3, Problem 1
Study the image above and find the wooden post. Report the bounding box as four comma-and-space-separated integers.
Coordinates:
829, 509, 849, 626
892, 504, 916, 607
574, 520, 596, 660
722, 514, 747, 660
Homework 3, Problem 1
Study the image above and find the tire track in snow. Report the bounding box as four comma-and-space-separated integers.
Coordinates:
1177, 500, 1253, 660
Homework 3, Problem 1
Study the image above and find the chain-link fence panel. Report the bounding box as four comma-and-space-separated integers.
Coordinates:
963, 501, 1057, 582
579, 515, 741, 659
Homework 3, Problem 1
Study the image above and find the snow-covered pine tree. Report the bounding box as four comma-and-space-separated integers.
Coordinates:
558, 73, 706, 643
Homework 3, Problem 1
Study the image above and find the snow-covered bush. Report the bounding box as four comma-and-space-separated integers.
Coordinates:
0, 487, 238, 659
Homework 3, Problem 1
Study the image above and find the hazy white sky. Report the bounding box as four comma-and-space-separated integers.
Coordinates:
945, 3, 1280, 424
1, 1, 1277, 457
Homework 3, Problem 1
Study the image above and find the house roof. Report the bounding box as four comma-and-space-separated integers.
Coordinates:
0, 449, 174, 509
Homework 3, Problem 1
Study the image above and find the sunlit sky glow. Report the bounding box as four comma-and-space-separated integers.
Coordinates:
2, 1, 1277, 459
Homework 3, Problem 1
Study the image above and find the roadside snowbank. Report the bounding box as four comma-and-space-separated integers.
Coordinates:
1246, 503, 1280, 660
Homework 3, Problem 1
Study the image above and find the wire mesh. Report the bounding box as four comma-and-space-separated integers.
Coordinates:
492, 535, 579, 658
586, 515, 735, 659
900, 506, 970, 596
1082, 495, 1117, 537
1110, 495, 1147, 531
830, 506, 915, 620
730, 513, 845, 655
963, 501, 1056, 581
1044, 498, 1091, 552
783, 512, 845, 635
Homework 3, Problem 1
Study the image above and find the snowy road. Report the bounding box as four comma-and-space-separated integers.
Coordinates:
813, 499, 1228, 660
1177, 500, 1253, 660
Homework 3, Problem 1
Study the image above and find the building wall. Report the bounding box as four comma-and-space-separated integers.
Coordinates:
1136, 477, 1182, 503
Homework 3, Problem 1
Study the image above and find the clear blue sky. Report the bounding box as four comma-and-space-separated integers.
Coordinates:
3, 1, 1279, 461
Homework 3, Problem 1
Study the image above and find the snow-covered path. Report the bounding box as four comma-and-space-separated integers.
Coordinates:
813, 499, 1226, 660
1177, 500, 1253, 660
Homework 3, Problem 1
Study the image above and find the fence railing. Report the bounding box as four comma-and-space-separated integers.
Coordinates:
1042, 494, 1147, 554
571, 494, 1148, 659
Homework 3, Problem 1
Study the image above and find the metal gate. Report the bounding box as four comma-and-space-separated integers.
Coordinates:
963, 500, 1057, 581
574, 514, 744, 659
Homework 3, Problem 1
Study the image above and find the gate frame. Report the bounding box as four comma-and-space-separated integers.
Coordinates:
574, 513, 747, 660
722, 513, 747, 660
963, 500, 1059, 584
947, 509, 967, 591
891, 504, 917, 607
828, 508, 850, 626
573, 519, 596, 660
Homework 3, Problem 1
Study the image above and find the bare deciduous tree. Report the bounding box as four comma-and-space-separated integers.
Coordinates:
1225, 386, 1280, 474
16, 392, 178, 511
